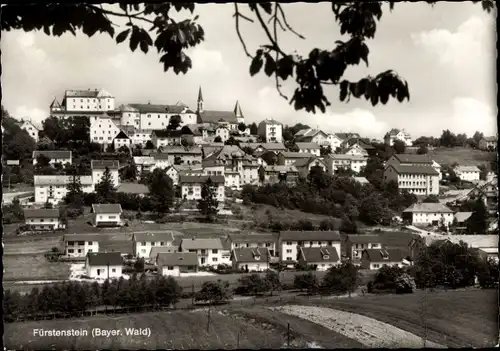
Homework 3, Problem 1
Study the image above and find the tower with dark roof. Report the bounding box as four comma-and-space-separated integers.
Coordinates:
234, 101, 244, 125
197, 86, 204, 113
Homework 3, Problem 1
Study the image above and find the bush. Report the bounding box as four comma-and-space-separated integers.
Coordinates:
395, 273, 416, 294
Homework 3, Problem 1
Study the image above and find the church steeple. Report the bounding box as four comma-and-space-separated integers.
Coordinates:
234, 100, 244, 124
197, 86, 204, 113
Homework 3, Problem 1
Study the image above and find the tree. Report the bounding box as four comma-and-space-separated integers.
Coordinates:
394, 273, 416, 294
237, 274, 269, 296
466, 197, 488, 234
320, 145, 332, 156
478, 164, 488, 181
417, 145, 428, 155
120, 159, 137, 181
249, 122, 258, 135
64, 175, 85, 217
422, 195, 440, 203
145, 140, 155, 149
439, 130, 457, 148
197, 177, 219, 221
392, 140, 406, 154
238, 122, 247, 132
214, 136, 222, 143
321, 262, 360, 296
195, 280, 233, 305
294, 272, 318, 294
472, 131, 484, 149
224, 136, 240, 146
95, 167, 117, 203
264, 270, 281, 296
147, 168, 175, 216
167, 115, 182, 130
260, 151, 278, 166
155, 276, 182, 307
134, 258, 145, 273
36, 154, 51, 168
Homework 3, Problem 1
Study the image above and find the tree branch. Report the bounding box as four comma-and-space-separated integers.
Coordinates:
273, 3, 287, 100
253, 5, 287, 57
84, 4, 155, 25
276, 4, 305, 39
234, 3, 253, 59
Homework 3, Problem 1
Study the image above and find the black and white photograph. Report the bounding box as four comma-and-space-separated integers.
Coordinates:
1, 1, 498, 349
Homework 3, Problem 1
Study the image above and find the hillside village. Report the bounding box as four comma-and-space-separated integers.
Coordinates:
2, 88, 499, 345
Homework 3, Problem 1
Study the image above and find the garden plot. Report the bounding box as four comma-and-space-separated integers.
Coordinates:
270, 305, 444, 349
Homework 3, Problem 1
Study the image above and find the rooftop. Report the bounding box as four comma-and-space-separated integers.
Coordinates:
157, 252, 198, 267
152, 130, 183, 138
24, 208, 60, 219
32, 150, 72, 159
295, 142, 321, 149
293, 157, 325, 168
393, 154, 433, 164
91, 159, 120, 170
279, 231, 341, 242
388, 164, 439, 175
403, 202, 454, 213
300, 246, 340, 262
133, 231, 176, 242
227, 233, 276, 243
181, 238, 224, 250
454, 212, 473, 223
179, 175, 225, 184
346, 234, 382, 244
232, 247, 271, 263
149, 246, 179, 259
198, 110, 238, 124
363, 248, 405, 262
64, 234, 102, 242
86, 251, 122, 266
128, 103, 192, 114
261, 165, 299, 173
34, 175, 93, 186
92, 203, 123, 214
454, 165, 481, 173
279, 151, 315, 159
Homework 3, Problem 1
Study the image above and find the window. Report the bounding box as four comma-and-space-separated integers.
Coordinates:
40, 219, 45, 222
286, 241, 293, 245
167, 266, 174, 270
77, 249, 82, 253
141, 249, 146, 253
68, 249, 74, 253
151, 242, 155, 246
88, 241, 93, 245
78, 241, 84, 245
142, 242, 146, 246
212, 249, 218, 254
160, 242, 165, 246
212, 257, 218, 262
286, 257, 292, 261
373, 263, 380, 268
112, 268, 116, 273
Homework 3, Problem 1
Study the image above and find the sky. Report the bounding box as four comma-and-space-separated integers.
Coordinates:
1, 2, 497, 139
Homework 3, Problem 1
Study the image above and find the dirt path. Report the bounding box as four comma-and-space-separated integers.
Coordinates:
270, 305, 445, 348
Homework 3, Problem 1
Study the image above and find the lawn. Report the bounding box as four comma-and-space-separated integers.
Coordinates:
309, 289, 498, 348
2, 183, 34, 193
4, 309, 303, 350
3, 254, 71, 282
428, 147, 496, 167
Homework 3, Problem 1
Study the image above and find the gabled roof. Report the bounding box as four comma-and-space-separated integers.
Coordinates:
65, 89, 101, 98
295, 142, 321, 149
92, 203, 122, 214
363, 248, 405, 262
198, 110, 238, 124
157, 252, 198, 267
393, 154, 433, 164
279, 231, 341, 242
227, 233, 276, 243
152, 130, 182, 138
128, 103, 190, 114
33, 150, 72, 159
386, 128, 402, 136
91, 159, 120, 170
258, 119, 282, 125
181, 238, 224, 250
64, 234, 102, 242
482, 136, 498, 142
234, 101, 244, 118
160, 146, 203, 155
454, 212, 473, 223
387, 164, 439, 175
352, 176, 369, 184
232, 247, 271, 263
114, 131, 130, 140
133, 156, 155, 165
240, 143, 287, 151
279, 151, 315, 159
34, 175, 93, 186
293, 157, 326, 168
24, 208, 60, 219
328, 154, 367, 161
300, 246, 340, 263
346, 235, 382, 244
294, 129, 326, 139
50, 98, 61, 108
422, 234, 499, 249
86, 252, 122, 266
403, 202, 454, 214
133, 231, 176, 243
149, 246, 178, 259
179, 175, 225, 184
335, 132, 360, 140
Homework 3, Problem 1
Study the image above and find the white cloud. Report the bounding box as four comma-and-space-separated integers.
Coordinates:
108, 53, 128, 69
449, 97, 496, 135
16, 32, 47, 62
14, 106, 47, 127
189, 47, 228, 72
411, 16, 492, 67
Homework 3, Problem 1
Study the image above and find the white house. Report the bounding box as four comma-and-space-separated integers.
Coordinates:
343, 144, 368, 157
34, 175, 93, 204
128, 102, 197, 131
149, 246, 179, 265
325, 154, 367, 174
257, 119, 283, 143
23, 208, 64, 231
277, 152, 315, 167
226, 233, 277, 256
361, 249, 406, 270
215, 126, 230, 143
17, 120, 40, 142
51, 89, 116, 115
179, 175, 225, 202
91, 203, 123, 227
180, 238, 230, 266
384, 128, 413, 146
89, 116, 121, 146
133, 232, 176, 259
384, 164, 440, 196
344, 235, 383, 263
86, 252, 123, 279
151, 130, 183, 148
91, 159, 120, 188
454, 165, 481, 183
166, 164, 204, 185
157, 252, 199, 276
32, 150, 72, 166
113, 131, 132, 150
134, 156, 156, 175
402, 202, 455, 227
294, 129, 343, 150
278, 231, 342, 266
64, 234, 100, 258
297, 246, 341, 271
231, 247, 271, 272
295, 142, 321, 157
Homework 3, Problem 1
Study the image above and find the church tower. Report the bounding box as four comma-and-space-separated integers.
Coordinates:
234, 100, 244, 125
197, 86, 204, 113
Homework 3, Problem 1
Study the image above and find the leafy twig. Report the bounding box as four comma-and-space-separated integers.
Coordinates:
273, 3, 287, 100
84, 4, 155, 25
276, 4, 305, 39
253, 5, 287, 57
